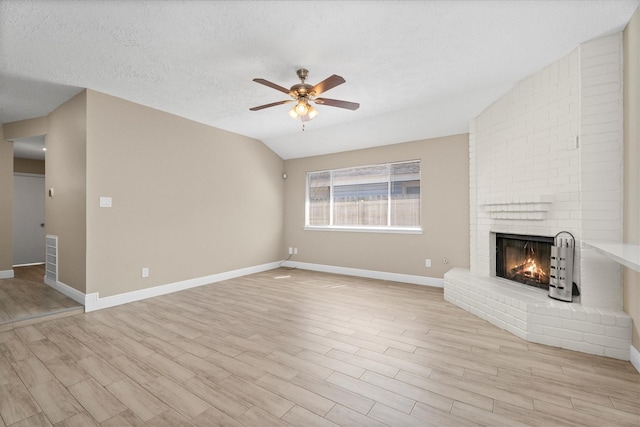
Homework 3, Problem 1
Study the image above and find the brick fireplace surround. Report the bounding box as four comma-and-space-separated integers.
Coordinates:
444, 33, 632, 360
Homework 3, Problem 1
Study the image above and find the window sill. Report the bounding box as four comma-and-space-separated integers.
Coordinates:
304, 226, 423, 235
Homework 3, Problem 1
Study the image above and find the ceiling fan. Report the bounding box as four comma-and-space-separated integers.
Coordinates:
249, 68, 360, 125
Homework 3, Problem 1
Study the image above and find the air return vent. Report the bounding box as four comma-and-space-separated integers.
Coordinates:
45, 235, 58, 283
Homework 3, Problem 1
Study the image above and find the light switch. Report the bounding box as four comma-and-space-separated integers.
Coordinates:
100, 197, 112, 208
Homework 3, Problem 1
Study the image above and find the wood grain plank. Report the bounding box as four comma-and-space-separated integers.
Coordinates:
12, 356, 55, 388
51, 411, 100, 427
67, 378, 126, 422
325, 371, 415, 414
105, 377, 169, 421
217, 375, 295, 418
8, 411, 52, 427
234, 406, 292, 427
181, 375, 252, 418
255, 373, 336, 416
324, 404, 387, 427
290, 373, 375, 415
367, 402, 428, 427
28, 379, 84, 424
281, 405, 339, 427
142, 376, 210, 419
0, 382, 42, 425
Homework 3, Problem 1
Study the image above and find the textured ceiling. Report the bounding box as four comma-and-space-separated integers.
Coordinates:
1, 1, 638, 159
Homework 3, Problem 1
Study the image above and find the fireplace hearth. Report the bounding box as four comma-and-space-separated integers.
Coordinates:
495, 233, 554, 290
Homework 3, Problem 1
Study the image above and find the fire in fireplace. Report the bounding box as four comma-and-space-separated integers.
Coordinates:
495, 233, 554, 290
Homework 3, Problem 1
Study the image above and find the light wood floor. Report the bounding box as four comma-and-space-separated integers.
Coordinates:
0, 265, 83, 329
0, 268, 638, 426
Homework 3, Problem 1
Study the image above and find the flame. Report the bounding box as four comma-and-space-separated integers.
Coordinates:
508, 254, 548, 284
522, 257, 547, 279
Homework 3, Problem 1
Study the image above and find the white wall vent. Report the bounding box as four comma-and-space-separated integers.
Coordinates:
45, 235, 58, 283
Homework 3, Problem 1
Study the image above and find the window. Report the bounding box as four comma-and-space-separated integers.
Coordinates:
306, 160, 421, 232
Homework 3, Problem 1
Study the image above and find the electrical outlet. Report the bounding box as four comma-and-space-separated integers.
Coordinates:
288, 247, 293, 255
294, 248, 298, 255
141, 267, 149, 278
425, 259, 431, 268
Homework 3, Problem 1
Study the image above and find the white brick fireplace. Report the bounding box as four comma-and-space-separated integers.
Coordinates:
444, 33, 632, 360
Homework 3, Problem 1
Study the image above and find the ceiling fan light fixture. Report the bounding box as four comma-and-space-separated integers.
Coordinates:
307, 105, 319, 120
290, 103, 318, 122
294, 99, 309, 116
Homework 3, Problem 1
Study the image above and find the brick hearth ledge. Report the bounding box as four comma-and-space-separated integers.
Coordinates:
444, 268, 632, 360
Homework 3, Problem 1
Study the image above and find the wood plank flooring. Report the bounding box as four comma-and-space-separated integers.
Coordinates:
0, 268, 638, 426
0, 265, 83, 330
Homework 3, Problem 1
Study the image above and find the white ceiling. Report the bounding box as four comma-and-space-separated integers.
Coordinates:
1, 1, 638, 160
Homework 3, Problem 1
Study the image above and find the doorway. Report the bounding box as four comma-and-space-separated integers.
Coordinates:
13, 173, 45, 265
0, 135, 82, 327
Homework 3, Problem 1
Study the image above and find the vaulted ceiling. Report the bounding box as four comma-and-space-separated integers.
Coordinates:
1, 1, 638, 159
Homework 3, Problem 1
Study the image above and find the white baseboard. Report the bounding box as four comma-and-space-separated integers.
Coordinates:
282, 261, 444, 288
85, 261, 282, 312
42, 260, 441, 313
0, 269, 15, 279
13, 262, 46, 267
44, 277, 86, 306
631, 344, 640, 373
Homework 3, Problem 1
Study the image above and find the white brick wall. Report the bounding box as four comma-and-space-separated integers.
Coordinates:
469, 33, 623, 308
471, 45, 582, 278
455, 33, 627, 359
578, 34, 624, 309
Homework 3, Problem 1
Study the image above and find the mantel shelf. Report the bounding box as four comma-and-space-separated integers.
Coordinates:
583, 240, 640, 273
482, 195, 554, 221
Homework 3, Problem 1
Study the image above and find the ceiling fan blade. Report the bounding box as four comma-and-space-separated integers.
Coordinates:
314, 98, 360, 110
249, 100, 293, 111
311, 75, 345, 95
253, 78, 292, 95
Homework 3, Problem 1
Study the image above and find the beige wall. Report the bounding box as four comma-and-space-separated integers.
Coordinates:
283, 134, 469, 278
14, 158, 45, 175
85, 90, 284, 297
2, 116, 47, 140
46, 91, 87, 293
624, 7, 640, 350
0, 127, 13, 272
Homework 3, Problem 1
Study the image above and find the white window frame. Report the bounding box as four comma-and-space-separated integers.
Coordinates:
304, 160, 422, 234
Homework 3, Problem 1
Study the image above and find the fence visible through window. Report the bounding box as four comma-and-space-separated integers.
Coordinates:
306, 160, 420, 230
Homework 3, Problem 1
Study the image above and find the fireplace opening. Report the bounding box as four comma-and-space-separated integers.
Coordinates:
495, 233, 554, 290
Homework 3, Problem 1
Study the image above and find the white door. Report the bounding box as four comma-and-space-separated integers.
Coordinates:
13, 173, 45, 265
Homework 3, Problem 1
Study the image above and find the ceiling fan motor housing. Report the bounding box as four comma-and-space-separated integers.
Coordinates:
290, 83, 314, 99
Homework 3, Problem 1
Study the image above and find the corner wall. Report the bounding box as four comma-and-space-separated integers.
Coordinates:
85, 90, 284, 298
46, 91, 87, 293
623, 7, 640, 352
283, 134, 469, 280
